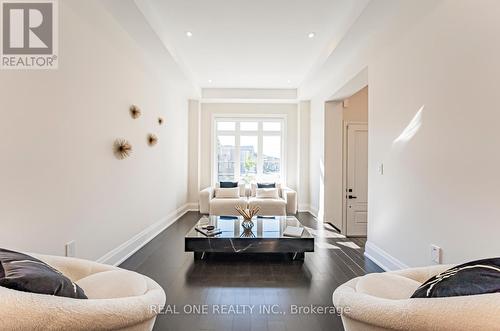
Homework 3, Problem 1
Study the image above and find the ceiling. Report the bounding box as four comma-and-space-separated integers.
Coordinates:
135, 0, 370, 89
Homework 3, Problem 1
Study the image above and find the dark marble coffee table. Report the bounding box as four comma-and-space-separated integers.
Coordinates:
185, 215, 314, 260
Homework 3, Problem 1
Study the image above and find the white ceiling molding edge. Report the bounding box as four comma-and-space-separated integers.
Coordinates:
200, 99, 299, 105
133, 0, 201, 95
327, 67, 368, 102
301, 0, 371, 96
202, 88, 297, 100
102, 0, 200, 98
299, 0, 440, 100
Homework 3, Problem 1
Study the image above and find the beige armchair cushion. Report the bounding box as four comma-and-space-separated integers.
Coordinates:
76, 270, 148, 299
355, 273, 421, 300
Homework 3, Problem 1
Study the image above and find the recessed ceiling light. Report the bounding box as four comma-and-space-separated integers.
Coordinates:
287, 79, 291, 84
308, 32, 315, 39
208, 79, 213, 83
186, 31, 193, 37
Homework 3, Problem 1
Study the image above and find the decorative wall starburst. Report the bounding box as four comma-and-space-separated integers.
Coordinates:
129, 105, 141, 119
148, 133, 158, 146
113, 138, 132, 159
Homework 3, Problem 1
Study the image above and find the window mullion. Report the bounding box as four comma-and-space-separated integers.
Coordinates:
235, 122, 241, 181
257, 121, 263, 179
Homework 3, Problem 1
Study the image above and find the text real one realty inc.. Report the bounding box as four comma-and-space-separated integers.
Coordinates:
151, 304, 345, 316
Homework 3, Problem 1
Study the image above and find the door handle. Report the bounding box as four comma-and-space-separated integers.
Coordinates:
348, 195, 357, 199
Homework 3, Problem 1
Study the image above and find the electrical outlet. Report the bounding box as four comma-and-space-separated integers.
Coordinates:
378, 163, 384, 175
430, 244, 441, 264
65, 241, 76, 257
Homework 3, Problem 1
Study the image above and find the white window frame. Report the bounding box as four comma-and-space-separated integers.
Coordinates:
211, 114, 287, 186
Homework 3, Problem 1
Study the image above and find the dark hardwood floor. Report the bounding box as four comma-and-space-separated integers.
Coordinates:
120, 212, 382, 331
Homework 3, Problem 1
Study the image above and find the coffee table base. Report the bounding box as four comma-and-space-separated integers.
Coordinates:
193, 252, 305, 261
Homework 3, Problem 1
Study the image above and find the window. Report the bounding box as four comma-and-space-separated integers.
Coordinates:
214, 118, 285, 184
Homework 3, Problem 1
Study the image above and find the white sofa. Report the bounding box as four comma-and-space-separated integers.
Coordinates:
248, 183, 297, 215
333, 264, 500, 331
0, 254, 166, 331
199, 183, 297, 216
199, 182, 248, 216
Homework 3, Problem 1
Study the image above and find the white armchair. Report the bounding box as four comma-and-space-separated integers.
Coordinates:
0, 254, 165, 331
333, 264, 500, 331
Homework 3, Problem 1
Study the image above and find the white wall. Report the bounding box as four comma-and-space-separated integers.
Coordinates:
0, 0, 197, 261
368, 0, 500, 267
343, 86, 368, 123
305, 0, 500, 268
304, 0, 437, 217
298, 101, 311, 211
308, 98, 325, 218
187, 100, 201, 203
323, 101, 343, 226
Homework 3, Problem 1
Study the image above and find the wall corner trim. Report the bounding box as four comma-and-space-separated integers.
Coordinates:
308, 205, 319, 219
298, 204, 320, 219
298, 204, 311, 213
364, 241, 409, 271
97, 203, 199, 266
185, 202, 199, 211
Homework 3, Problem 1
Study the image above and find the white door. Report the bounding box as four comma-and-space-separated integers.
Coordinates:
346, 124, 368, 236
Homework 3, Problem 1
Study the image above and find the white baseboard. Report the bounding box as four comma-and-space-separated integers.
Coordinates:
308, 205, 319, 218
298, 203, 310, 212
97, 203, 196, 266
298, 204, 320, 220
185, 202, 199, 211
364, 241, 408, 271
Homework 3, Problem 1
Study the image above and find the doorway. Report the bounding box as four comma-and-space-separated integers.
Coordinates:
323, 84, 368, 236
344, 123, 368, 236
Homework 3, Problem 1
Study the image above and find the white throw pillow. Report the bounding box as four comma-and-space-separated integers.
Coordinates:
215, 187, 240, 198
256, 188, 280, 199
251, 183, 281, 197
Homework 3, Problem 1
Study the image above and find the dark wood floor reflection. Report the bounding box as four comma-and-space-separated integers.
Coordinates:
120, 212, 382, 331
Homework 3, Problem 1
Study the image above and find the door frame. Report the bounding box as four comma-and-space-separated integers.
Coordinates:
342, 121, 368, 236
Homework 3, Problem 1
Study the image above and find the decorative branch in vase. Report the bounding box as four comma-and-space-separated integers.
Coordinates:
235, 205, 260, 222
